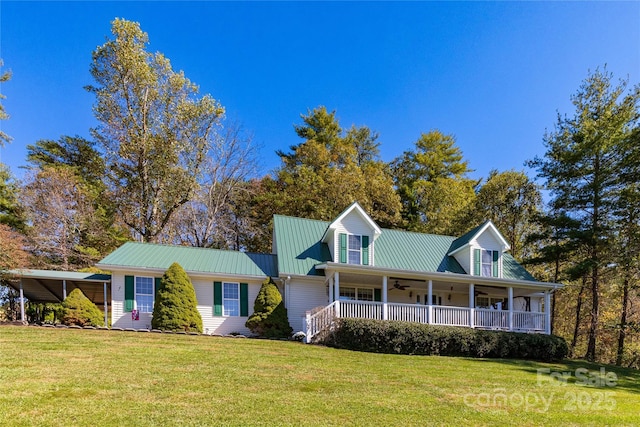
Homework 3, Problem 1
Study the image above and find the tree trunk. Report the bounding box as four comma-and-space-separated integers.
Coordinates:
585, 265, 599, 361
571, 275, 587, 357
615, 277, 629, 366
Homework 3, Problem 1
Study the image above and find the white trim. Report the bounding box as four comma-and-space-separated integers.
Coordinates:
222, 282, 240, 317
98, 265, 268, 282
134, 276, 154, 313
321, 202, 382, 243
447, 220, 511, 256
317, 262, 561, 290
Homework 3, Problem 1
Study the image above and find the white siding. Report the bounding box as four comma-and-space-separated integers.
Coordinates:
193, 278, 261, 336
474, 231, 502, 250
111, 270, 272, 335
453, 247, 472, 275
332, 212, 375, 265
286, 278, 327, 332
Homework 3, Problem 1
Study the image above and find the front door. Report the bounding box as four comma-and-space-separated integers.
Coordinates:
416, 293, 442, 305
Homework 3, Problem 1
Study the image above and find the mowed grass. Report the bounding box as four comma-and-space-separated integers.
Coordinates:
0, 327, 638, 426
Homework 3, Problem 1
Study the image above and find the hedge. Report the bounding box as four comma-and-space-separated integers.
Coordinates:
322, 318, 568, 362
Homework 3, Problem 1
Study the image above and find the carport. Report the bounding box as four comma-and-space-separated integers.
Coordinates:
6, 269, 111, 326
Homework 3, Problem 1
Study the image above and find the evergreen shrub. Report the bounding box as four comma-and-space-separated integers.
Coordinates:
324, 318, 568, 361
245, 277, 292, 338
152, 262, 203, 333
61, 288, 104, 327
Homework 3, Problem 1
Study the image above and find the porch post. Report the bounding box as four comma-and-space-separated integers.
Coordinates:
62, 279, 67, 301
334, 271, 340, 318
427, 280, 433, 324
469, 283, 474, 328
544, 290, 551, 334
382, 276, 388, 320
508, 287, 514, 331
19, 279, 25, 323
328, 276, 334, 303
104, 282, 108, 327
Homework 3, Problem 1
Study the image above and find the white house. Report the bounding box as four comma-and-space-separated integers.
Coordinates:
11, 202, 561, 340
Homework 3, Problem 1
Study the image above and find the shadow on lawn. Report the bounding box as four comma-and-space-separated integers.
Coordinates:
464, 357, 640, 395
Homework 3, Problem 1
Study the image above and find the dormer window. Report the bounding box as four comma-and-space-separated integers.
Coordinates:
348, 235, 361, 264
339, 233, 370, 265
474, 249, 499, 277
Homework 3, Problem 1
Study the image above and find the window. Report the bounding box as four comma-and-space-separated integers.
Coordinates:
339, 287, 374, 301
481, 250, 494, 277
135, 276, 154, 313
223, 282, 240, 316
348, 235, 361, 265
476, 296, 507, 310
474, 249, 499, 277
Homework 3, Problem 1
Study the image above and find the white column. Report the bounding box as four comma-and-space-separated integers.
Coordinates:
334, 271, 340, 318
427, 280, 433, 324
469, 283, 475, 328
104, 282, 108, 327
328, 276, 334, 303
19, 279, 25, 323
544, 290, 551, 335
382, 276, 388, 320
508, 287, 514, 331
62, 280, 67, 300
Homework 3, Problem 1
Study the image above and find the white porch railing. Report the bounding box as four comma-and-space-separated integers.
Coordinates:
475, 308, 509, 329
305, 301, 547, 343
432, 306, 471, 327
514, 310, 545, 331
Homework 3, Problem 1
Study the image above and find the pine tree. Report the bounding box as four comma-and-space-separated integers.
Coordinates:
151, 263, 203, 332
246, 277, 292, 338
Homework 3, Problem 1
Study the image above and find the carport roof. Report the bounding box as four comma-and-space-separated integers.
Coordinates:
6, 269, 111, 304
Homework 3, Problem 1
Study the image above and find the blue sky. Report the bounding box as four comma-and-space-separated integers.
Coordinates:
1, 1, 638, 182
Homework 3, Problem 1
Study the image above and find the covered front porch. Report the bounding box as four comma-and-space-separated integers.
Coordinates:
305, 264, 556, 342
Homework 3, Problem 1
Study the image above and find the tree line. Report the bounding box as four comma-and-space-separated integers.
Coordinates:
0, 19, 638, 367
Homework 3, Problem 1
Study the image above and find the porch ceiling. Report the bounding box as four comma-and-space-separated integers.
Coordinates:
5, 270, 112, 305
335, 272, 545, 297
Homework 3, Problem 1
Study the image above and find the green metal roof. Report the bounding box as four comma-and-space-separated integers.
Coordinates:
448, 220, 489, 254
374, 229, 466, 274
273, 214, 538, 282
9, 269, 111, 282
273, 215, 332, 276
98, 242, 278, 278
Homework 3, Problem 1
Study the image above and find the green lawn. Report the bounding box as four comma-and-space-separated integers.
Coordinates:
0, 326, 638, 426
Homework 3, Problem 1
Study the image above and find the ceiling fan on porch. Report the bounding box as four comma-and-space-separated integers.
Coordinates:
389, 280, 410, 291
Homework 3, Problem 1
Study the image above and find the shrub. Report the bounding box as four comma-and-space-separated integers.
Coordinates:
245, 277, 292, 338
323, 318, 568, 362
152, 262, 203, 333
61, 288, 104, 327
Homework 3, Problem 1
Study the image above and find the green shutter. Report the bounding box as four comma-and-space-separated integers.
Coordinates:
339, 233, 347, 263
362, 235, 369, 265
473, 249, 481, 276
214, 281, 222, 316
154, 277, 162, 296
492, 251, 499, 277
240, 283, 249, 317
374, 288, 381, 302
124, 275, 134, 312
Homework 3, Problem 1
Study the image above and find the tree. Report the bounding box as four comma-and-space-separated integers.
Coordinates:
86, 19, 224, 242
613, 126, 640, 365
528, 68, 640, 361
0, 226, 25, 322
161, 122, 258, 249
472, 170, 542, 261
269, 106, 401, 227
151, 262, 203, 333
245, 277, 292, 338
0, 59, 12, 146
0, 164, 25, 231
391, 130, 476, 235
21, 166, 97, 270
26, 136, 128, 259
61, 288, 104, 327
